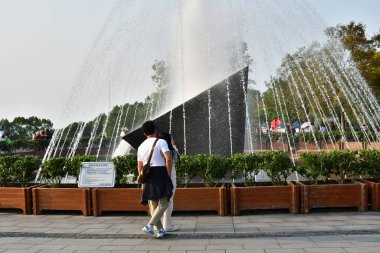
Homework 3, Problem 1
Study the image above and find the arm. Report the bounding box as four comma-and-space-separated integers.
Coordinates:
163, 151, 172, 177
137, 161, 143, 176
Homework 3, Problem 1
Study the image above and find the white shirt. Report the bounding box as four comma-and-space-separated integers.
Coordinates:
137, 137, 169, 166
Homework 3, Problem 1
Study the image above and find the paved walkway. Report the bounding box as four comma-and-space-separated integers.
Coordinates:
0, 211, 380, 252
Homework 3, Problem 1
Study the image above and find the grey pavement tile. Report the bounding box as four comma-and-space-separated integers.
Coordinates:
226, 251, 265, 253
316, 242, 357, 248
197, 222, 233, 228
309, 235, 348, 242
133, 245, 171, 251
110, 251, 148, 253
78, 223, 113, 229
305, 248, 347, 253
345, 219, 380, 225
44, 238, 115, 245
234, 227, 260, 233
169, 245, 206, 250
44, 227, 87, 234
76, 251, 111, 253
284, 216, 321, 222
206, 244, 243, 250
13, 222, 49, 228
140, 238, 177, 245
117, 228, 145, 234
248, 218, 286, 223
234, 222, 271, 228
0, 244, 34, 250
280, 243, 318, 249
195, 227, 235, 233
243, 242, 280, 250
307, 221, 347, 226
38, 250, 75, 253
109, 239, 145, 245
258, 227, 300, 233
147, 251, 185, 253
344, 247, 380, 253
30, 244, 68, 250
334, 225, 375, 231
264, 249, 306, 253
108, 223, 143, 229
97, 245, 135, 251
276, 236, 313, 244
43, 222, 81, 228
80, 228, 122, 234
12, 227, 52, 233
0, 227, 18, 232
351, 241, 380, 247
343, 234, 380, 242
173, 239, 210, 245
0, 238, 25, 244
187, 251, 225, 253
0, 222, 19, 227
297, 226, 338, 232
318, 216, 353, 221
209, 239, 244, 245
64, 245, 101, 251
242, 238, 278, 244
269, 222, 310, 227
0, 250, 40, 253
17, 237, 55, 244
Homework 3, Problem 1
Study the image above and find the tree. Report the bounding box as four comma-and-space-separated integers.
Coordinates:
326, 22, 380, 99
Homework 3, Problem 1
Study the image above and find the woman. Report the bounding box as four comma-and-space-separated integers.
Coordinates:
158, 132, 179, 232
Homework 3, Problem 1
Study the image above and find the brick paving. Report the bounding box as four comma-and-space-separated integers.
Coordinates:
0, 212, 380, 252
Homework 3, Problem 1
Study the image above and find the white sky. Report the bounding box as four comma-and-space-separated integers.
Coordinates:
0, 0, 379, 126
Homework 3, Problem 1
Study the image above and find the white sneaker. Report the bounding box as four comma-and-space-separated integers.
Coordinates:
142, 225, 158, 238
164, 225, 179, 232
157, 228, 166, 238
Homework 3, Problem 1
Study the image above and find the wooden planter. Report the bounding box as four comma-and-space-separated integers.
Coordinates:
297, 180, 367, 214
360, 179, 380, 211
230, 182, 298, 216
174, 184, 227, 216
0, 184, 41, 214
32, 185, 91, 215
92, 186, 147, 216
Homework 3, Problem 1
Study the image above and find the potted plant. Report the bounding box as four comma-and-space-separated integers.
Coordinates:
358, 150, 380, 211
91, 154, 148, 216
32, 157, 91, 215
0, 156, 41, 214
297, 150, 367, 213
230, 152, 299, 215
173, 154, 228, 216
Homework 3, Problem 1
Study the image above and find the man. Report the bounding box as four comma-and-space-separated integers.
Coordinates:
138, 121, 173, 238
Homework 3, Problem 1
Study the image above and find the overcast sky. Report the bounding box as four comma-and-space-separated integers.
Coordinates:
0, 0, 379, 127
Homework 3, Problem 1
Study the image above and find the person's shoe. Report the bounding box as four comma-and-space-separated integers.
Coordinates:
157, 228, 166, 238
142, 225, 158, 238
164, 225, 179, 232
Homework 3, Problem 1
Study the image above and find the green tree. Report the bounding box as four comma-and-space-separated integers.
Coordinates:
326, 22, 380, 99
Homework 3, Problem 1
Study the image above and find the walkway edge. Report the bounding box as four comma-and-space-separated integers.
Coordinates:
1, 229, 380, 239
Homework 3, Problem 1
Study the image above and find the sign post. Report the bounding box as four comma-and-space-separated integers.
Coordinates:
78, 162, 115, 188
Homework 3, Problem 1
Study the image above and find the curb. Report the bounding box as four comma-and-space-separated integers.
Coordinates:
1, 229, 380, 239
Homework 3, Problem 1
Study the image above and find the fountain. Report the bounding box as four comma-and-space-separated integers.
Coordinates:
42, 0, 379, 163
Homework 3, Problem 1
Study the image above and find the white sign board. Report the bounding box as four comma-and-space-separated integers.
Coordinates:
78, 162, 115, 188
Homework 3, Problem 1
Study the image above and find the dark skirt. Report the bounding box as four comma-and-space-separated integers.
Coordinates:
141, 166, 173, 205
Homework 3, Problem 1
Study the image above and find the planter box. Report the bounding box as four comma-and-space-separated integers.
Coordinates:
297, 180, 367, 214
0, 183, 42, 214
230, 182, 298, 215
174, 184, 227, 216
360, 179, 380, 211
32, 185, 91, 215
92, 185, 147, 216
